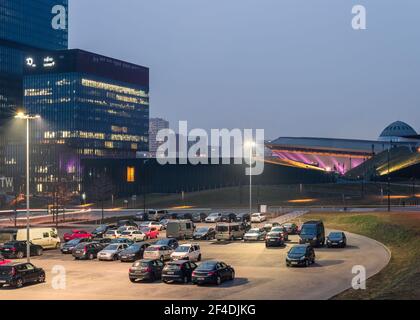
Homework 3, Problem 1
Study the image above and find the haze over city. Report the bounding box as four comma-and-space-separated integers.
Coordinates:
69, 0, 420, 140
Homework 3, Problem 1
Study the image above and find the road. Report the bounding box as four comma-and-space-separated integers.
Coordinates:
0, 225, 390, 300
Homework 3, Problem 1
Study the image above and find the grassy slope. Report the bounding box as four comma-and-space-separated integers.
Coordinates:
292, 212, 420, 299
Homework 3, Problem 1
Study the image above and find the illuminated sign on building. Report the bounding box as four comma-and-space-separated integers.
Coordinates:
43, 56, 55, 67
26, 57, 36, 67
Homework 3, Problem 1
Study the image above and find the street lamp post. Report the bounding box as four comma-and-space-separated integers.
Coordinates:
15, 112, 40, 262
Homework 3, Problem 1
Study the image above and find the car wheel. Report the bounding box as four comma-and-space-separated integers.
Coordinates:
216, 276, 222, 285
112, 255, 118, 261
197, 254, 202, 262
183, 276, 188, 284
305, 260, 310, 267
88, 253, 94, 260
55, 243, 60, 249
150, 274, 155, 282
16, 251, 24, 259
37, 248, 43, 256
129, 278, 136, 283
230, 271, 235, 281
38, 273, 46, 283
15, 278, 23, 288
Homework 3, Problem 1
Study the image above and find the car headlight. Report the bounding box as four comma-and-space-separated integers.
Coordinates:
300, 256, 306, 260
339, 240, 343, 243
312, 237, 317, 241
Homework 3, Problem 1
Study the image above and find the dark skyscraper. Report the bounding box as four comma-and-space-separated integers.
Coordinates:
0, 0, 68, 195
22, 49, 149, 193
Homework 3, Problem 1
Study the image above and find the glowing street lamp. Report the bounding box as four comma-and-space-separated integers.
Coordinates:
244, 140, 256, 215
14, 112, 41, 262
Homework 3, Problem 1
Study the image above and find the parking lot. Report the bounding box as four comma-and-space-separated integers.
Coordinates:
0, 217, 391, 300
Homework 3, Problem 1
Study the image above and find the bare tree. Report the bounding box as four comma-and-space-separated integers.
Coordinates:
86, 174, 115, 224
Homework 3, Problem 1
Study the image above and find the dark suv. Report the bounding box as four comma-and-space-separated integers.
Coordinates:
299, 221, 325, 247
327, 232, 347, 248
0, 241, 43, 259
0, 262, 45, 288
286, 244, 315, 267
220, 213, 237, 223
72, 242, 103, 260
162, 260, 197, 284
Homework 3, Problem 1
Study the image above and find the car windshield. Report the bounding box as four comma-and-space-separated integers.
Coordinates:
121, 231, 131, 235
165, 263, 181, 270
175, 246, 189, 252
196, 261, 217, 271
300, 225, 316, 236
271, 227, 283, 232
94, 226, 107, 232
145, 246, 159, 251
209, 213, 219, 217
268, 232, 281, 237
141, 227, 150, 232
155, 239, 169, 245
329, 232, 343, 239
216, 226, 228, 232
104, 244, 119, 250
75, 243, 87, 249
289, 246, 306, 255
105, 231, 115, 235
251, 213, 259, 217
126, 244, 141, 252
0, 266, 13, 275
196, 227, 209, 233
248, 229, 260, 233
284, 223, 293, 228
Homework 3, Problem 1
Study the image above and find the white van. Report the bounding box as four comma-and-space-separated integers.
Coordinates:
16, 228, 61, 249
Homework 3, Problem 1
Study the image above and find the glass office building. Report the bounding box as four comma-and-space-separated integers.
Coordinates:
0, 0, 68, 195
23, 49, 149, 193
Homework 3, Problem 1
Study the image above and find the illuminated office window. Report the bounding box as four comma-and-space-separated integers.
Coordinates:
127, 166, 135, 183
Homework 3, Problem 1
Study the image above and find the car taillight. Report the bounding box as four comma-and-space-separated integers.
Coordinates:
146, 267, 152, 273
84, 247, 87, 253
207, 271, 216, 276
10, 267, 16, 276
192, 271, 196, 276
11, 247, 16, 251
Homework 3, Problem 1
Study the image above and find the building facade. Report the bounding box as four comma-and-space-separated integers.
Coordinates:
0, 0, 68, 195
149, 118, 169, 158
22, 49, 149, 193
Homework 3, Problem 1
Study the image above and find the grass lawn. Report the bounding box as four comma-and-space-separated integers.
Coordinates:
291, 212, 420, 299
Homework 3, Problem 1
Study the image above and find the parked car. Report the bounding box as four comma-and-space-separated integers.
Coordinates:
220, 213, 237, 223
119, 242, 150, 262
162, 260, 197, 284
250, 213, 267, 223
170, 243, 202, 262
0, 254, 11, 266
176, 212, 193, 221
63, 230, 92, 242
205, 212, 222, 223
0, 262, 45, 288
110, 238, 134, 245
134, 211, 149, 221
91, 225, 116, 238
192, 261, 235, 285
120, 230, 147, 242
191, 212, 208, 223
326, 232, 347, 248
147, 209, 169, 221
129, 259, 165, 282
93, 238, 112, 248
159, 219, 171, 229
166, 220, 194, 239
117, 220, 138, 228
16, 228, 60, 249
244, 228, 266, 241
270, 226, 289, 241
282, 223, 299, 235
60, 238, 90, 254
0, 241, 43, 258
72, 242, 103, 260
116, 226, 138, 236
235, 213, 251, 224
299, 221, 325, 247
193, 227, 216, 240
265, 231, 284, 247
286, 244, 315, 267
143, 245, 173, 261
104, 229, 119, 239
140, 221, 164, 231
155, 238, 179, 250
98, 243, 129, 261
140, 227, 159, 239
215, 223, 246, 241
